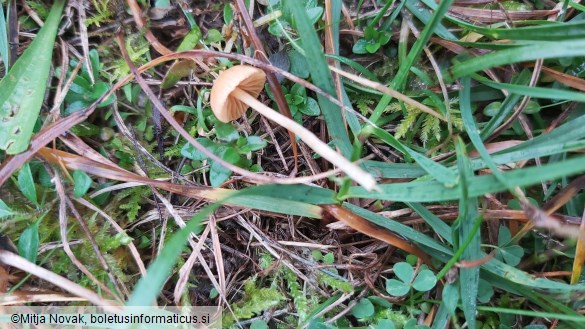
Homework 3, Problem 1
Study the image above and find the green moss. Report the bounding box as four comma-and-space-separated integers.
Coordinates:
223, 278, 285, 327
317, 269, 353, 293
283, 267, 310, 323
114, 186, 151, 222
388, 98, 463, 147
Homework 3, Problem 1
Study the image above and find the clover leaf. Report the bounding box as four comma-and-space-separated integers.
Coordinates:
385, 262, 437, 297
495, 226, 524, 266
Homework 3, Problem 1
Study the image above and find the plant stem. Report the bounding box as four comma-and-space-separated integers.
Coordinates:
233, 88, 378, 191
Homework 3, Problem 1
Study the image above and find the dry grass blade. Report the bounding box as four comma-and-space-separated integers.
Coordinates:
0, 251, 122, 311
126, 0, 171, 55
0, 293, 87, 305
448, 6, 558, 23
572, 210, 585, 284
173, 230, 209, 304
328, 66, 446, 121
73, 0, 93, 84
37, 147, 209, 199
324, 0, 347, 125
526, 64, 585, 92
468, 140, 523, 157
74, 198, 147, 276
521, 202, 585, 241
321, 205, 431, 265
52, 167, 123, 301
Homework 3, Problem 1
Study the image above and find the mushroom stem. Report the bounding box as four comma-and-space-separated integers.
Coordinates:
232, 87, 377, 191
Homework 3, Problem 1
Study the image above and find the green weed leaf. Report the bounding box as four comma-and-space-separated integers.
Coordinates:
299, 97, 321, 116
170, 105, 197, 115
17, 163, 37, 206
496, 226, 524, 266
385, 279, 410, 297
412, 270, 437, 292
72, 170, 93, 198
374, 320, 396, 329
442, 283, 459, 315
352, 39, 370, 54
0, 2, 9, 75
0, 0, 65, 154
393, 262, 415, 283
250, 320, 268, 329
477, 279, 494, 303
18, 220, 39, 264
498, 245, 524, 267
351, 298, 375, 319
323, 252, 335, 265
238, 136, 267, 153
214, 121, 239, 142
181, 138, 217, 161
205, 29, 222, 43
209, 147, 240, 187
0, 199, 15, 218
288, 50, 310, 78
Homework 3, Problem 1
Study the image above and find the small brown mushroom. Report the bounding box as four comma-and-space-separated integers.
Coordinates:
210, 65, 377, 191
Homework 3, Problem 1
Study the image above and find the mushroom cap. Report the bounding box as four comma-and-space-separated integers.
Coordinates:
210, 65, 267, 122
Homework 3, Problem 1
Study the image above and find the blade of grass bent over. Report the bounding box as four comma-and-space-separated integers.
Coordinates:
0, 0, 65, 154
365, 126, 458, 186
460, 77, 512, 190
454, 138, 480, 329
446, 40, 585, 82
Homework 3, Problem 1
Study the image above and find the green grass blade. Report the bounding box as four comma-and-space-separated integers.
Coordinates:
501, 114, 585, 153
474, 74, 585, 103
348, 154, 585, 201
482, 267, 585, 310
370, 0, 455, 122
328, 0, 362, 135
407, 202, 452, 244
365, 135, 585, 180
366, 126, 459, 186
284, 1, 353, 157
474, 139, 585, 171
480, 70, 530, 139
363, 161, 426, 178
223, 184, 331, 218
325, 54, 379, 82
431, 304, 451, 329
455, 138, 480, 329
461, 77, 511, 191
344, 203, 452, 258
447, 40, 585, 81
569, 0, 585, 12
126, 202, 221, 306
0, 0, 65, 154
227, 195, 322, 218
234, 184, 336, 204
454, 20, 585, 41
404, 0, 456, 40
0, 1, 9, 75
476, 306, 585, 323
